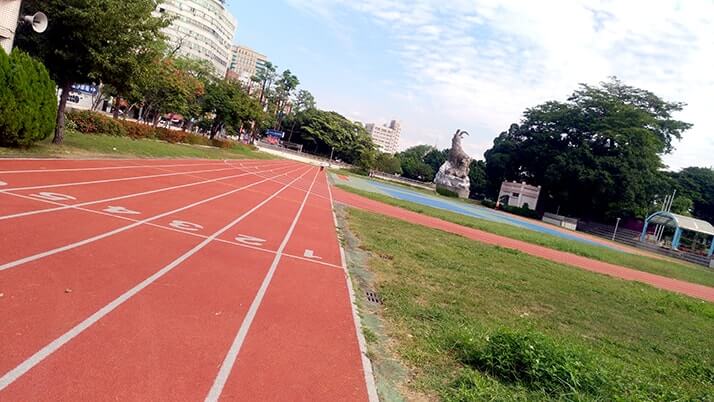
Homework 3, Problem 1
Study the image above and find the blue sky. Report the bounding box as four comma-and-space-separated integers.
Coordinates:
228, 0, 714, 170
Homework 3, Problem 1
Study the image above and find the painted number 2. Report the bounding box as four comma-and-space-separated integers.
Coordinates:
30, 192, 76, 201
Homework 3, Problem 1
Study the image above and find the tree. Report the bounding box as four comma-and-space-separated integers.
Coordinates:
253, 61, 277, 108
0, 50, 56, 147
469, 160, 488, 199
135, 58, 204, 126
671, 167, 714, 223
289, 109, 376, 166
374, 153, 402, 175
16, 0, 168, 144
484, 78, 691, 220
203, 79, 264, 139
398, 145, 437, 182
294, 90, 316, 112
424, 148, 448, 173
273, 69, 300, 129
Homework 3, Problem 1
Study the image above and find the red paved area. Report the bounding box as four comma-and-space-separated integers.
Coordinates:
333, 188, 714, 303
0, 159, 373, 401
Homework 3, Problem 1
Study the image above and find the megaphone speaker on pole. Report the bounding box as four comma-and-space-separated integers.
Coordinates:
23, 11, 47, 33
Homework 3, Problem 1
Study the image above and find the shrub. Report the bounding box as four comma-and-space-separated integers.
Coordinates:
122, 120, 156, 140
185, 133, 211, 146
451, 328, 604, 396
66, 110, 127, 137
0, 49, 57, 147
481, 199, 496, 209
154, 127, 187, 144
501, 204, 541, 219
211, 138, 234, 148
437, 186, 460, 198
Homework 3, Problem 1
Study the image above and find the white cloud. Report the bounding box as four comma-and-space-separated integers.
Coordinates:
286, 0, 714, 169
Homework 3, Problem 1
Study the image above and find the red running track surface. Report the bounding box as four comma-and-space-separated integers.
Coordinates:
0, 159, 373, 401
333, 188, 714, 303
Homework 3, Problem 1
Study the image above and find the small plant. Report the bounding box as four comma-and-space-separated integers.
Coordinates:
480, 199, 497, 209
450, 328, 604, 396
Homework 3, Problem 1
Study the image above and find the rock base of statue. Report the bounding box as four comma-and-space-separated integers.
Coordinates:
434, 161, 470, 198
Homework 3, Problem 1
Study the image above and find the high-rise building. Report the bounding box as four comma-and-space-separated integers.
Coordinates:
227, 44, 268, 83
156, 0, 237, 77
365, 120, 401, 154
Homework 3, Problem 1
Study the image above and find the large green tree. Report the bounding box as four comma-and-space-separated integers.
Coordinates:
16, 0, 168, 144
374, 153, 402, 175
288, 109, 376, 167
484, 78, 691, 220
398, 145, 437, 182
671, 167, 714, 223
203, 79, 264, 139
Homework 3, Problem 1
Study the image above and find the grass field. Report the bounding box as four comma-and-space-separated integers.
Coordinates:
0, 130, 274, 160
337, 185, 714, 288
345, 208, 714, 400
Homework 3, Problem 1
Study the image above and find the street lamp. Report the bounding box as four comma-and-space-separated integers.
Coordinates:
0, 0, 47, 54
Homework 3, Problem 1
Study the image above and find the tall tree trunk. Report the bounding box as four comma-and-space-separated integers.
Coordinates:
112, 96, 121, 119
53, 82, 72, 145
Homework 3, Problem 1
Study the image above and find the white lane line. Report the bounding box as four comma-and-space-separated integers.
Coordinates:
0, 163, 294, 221
0, 166, 245, 193
326, 172, 379, 402
224, 161, 333, 202
205, 166, 321, 402
0, 167, 315, 392
0, 160, 239, 174
0, 166, 307, 273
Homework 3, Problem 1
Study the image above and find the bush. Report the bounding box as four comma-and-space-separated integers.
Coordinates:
437, 186, 460, 198
481, 199, 496, 209
122, 120, 156, 140
452, 328, 604, 396
185, 133, 211, 146
501, 204, 541, 219
66, 110, 127, 137
154, 127, 187, 144
0, 49, 57, 147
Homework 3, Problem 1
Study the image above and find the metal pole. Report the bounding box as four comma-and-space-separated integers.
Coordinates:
612, 217, 621, 241
329, 147, 334, 162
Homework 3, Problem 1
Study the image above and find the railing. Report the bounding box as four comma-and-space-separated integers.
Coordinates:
578, 221, 712, 267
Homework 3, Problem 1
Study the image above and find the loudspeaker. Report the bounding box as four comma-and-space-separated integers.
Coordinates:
22, 12, 48, 33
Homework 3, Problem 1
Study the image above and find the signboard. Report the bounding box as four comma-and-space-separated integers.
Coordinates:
71, 83, 99, 95
266, 129, 284, 139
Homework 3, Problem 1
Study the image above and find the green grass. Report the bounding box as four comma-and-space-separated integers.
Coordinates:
346, 208, 714, 400
337, 185, 714, 288
0, 130, 275, 160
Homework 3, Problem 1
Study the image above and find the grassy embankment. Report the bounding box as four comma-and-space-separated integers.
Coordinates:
337, 184, 714, 288
346, 208, 714, 400
0, 130, 274, 160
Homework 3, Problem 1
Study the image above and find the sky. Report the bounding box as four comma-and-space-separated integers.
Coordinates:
228, 0, 714, 170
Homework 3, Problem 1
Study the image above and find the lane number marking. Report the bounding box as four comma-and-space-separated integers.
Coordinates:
169, 220, 204, 232
303, 249, 322, 260
30, 192, 76, 201
0, 181, 7, 186
235, 234, 266, 247
103, 206, 140, 215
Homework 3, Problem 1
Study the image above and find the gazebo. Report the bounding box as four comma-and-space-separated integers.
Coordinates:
640, 212, 714, 257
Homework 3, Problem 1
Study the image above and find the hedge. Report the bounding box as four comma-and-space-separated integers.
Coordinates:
65, 110, 248, 150
0, 50, 57, 147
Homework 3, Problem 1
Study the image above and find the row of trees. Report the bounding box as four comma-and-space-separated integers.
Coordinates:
12, 0, 316, 146
369, 78, 711, 224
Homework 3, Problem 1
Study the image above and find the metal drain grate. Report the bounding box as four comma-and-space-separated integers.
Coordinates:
365, 291, 383, 304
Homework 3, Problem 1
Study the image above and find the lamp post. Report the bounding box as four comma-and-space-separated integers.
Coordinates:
612, 217, 621, 241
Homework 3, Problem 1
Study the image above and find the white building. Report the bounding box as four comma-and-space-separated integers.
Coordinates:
156, 0, 237, 77
227, 44, 268, 83
498, 181, 541, 210
365, 120, 401, 154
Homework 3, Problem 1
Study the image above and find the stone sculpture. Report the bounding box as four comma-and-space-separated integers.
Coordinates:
434, 129, 471, 198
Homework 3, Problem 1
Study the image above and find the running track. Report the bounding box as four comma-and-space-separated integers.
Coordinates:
333, 188, 714, 303
0, 159, 376, 401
